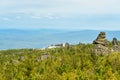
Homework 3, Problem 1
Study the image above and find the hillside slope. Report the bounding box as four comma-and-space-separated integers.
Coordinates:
0, 44, 120, 80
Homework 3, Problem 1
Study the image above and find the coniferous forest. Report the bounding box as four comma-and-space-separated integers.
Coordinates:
0, 42, 120, 80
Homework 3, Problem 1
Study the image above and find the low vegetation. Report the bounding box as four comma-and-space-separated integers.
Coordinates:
0, 43, 120, 80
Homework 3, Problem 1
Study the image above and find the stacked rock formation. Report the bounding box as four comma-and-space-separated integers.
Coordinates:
112, 37, 118, 45
93, 32, 108, 47
111, 37, 120, 52
92, 32, 110, 55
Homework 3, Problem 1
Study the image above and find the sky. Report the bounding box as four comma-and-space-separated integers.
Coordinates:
0, 0, 120, 30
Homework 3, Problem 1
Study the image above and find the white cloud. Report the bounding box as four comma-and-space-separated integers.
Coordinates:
45, 16, 54, 19
31, 16, 41, 19
2, 17, 11, 21
30, 13, 60, 20
15, 16, 21, 19
0, 0, 120, 16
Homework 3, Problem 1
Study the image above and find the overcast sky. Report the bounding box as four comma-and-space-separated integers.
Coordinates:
0, 0, 120, 30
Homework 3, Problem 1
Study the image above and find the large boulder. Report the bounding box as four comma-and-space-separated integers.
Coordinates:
112, 45, 120, 52
92, 44, 110, 55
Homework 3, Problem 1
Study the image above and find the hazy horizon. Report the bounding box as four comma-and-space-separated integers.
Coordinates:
0, 29, 119, 50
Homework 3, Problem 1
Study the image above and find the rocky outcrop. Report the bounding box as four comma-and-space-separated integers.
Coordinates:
92, 44, 110, 55
92, 32, 110, 55
112, 45, 120, 52
92, 32, 120, 55
111, 38, 120, 52
93, 32, 108, 47
41, 52, 50, 60
112, 37, 119, 46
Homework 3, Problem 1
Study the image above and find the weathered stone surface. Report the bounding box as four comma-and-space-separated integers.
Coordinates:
112, 37, 119, 45
111, 45, 120, 52
92, 32, 110, 55
93, 32, 108, 47
41, 52, 50, 60
111, 37, 120, 52
92, 32, 120, 55
92, 44, 110, 55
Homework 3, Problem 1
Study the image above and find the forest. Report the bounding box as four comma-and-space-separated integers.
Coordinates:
0, 42, 120, 80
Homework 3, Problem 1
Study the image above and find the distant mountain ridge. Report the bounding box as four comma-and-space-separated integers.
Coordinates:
0, 29, 119, 50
